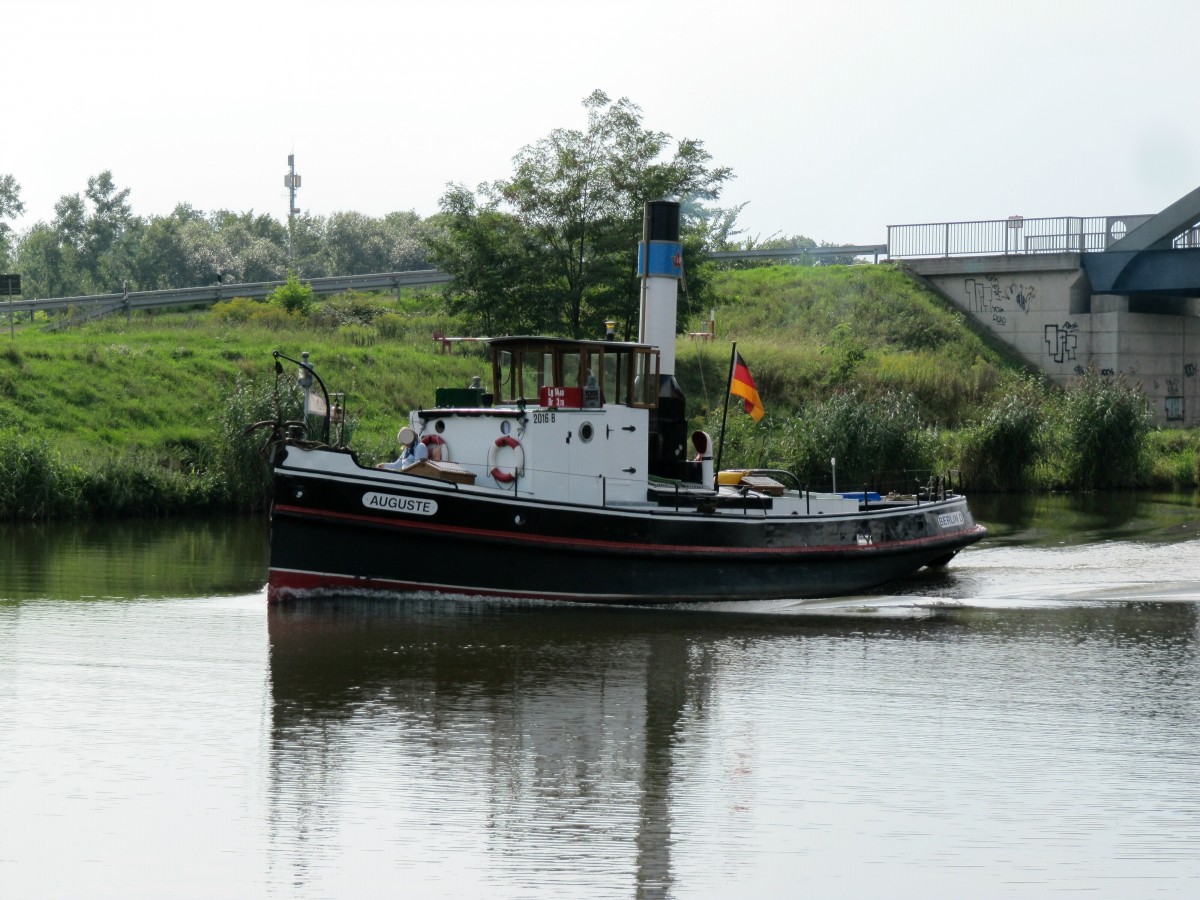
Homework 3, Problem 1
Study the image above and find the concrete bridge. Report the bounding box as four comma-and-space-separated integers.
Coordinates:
889, 187, 1200, 427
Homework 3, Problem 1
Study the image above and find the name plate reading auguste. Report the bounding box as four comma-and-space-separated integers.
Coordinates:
363, 493, 438, 516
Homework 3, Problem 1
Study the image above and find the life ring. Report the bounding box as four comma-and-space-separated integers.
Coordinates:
421, 434, 449, 462
488, 435, 524, 483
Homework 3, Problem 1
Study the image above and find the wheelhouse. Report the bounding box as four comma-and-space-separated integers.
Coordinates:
489, 336, 661, 409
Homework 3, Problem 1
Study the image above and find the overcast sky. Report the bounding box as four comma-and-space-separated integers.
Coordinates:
6, 0, 1198, 246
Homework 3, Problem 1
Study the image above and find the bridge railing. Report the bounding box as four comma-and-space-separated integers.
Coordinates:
884, 214, 1195, 259
886, 216, 1121, 258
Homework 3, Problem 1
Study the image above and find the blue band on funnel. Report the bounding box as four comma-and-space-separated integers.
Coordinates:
637, 241, 683, 278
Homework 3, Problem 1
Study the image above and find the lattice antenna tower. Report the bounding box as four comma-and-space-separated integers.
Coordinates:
284, 154, 302, 269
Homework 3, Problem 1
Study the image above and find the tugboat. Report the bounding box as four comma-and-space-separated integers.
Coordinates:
264, 201, 985, 604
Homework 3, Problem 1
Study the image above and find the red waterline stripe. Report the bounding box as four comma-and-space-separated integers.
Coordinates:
268, 568, 647, 604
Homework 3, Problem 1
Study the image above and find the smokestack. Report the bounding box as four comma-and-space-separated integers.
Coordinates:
637, 200, 682, 375
637, 201, 690, 480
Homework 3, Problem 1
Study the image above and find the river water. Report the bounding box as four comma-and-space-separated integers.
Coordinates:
2, 493, 1199, 898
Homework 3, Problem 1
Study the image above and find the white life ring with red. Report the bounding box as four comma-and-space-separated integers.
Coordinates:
488, 435, 524, 483
421, 434, 449, 462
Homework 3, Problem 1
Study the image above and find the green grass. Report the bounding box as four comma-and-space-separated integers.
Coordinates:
1, 307, 487, 461
1, 266, 1196, 519
677, 264, 1015, 425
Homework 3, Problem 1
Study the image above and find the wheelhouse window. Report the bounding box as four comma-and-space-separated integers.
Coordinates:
491, 339, 659, 409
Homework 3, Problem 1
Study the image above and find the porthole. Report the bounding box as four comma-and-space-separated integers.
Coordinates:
579, 421, 594, 442
435, 419, 446, 434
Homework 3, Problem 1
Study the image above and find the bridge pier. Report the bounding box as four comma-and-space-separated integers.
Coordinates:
903, 252, 1200, 427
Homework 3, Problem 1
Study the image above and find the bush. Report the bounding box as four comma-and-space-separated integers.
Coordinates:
268, 274, 314, 316
211, 297, 264, 324
783, 389, 934, 492
376, 312, 409, 340
958, 376, 1045, 491
0, 429, 74, 518
1049, 369, 1154, 489
308, 292, 385, 329
1145, 428, 1200, 490
246, 304, 298, 330
0, 429, 220, 520
211, 374, 303, 512
79, 449, 208, 516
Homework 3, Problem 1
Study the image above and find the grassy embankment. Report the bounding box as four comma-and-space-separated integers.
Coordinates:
1, 266, 1196, 520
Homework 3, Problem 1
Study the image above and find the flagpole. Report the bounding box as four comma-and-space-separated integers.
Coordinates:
713, 341, 737, 488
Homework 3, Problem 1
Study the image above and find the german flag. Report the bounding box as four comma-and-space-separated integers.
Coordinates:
730, 352, 765, 422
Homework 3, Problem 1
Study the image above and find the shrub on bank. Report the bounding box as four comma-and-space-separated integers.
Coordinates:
1046, 370, 1154, 490
0, 428, 223, 519
211, 374, 305, 512
1145, 428, 1200, 491
0, 430, 74, 518
709, 389, 936, 493
957, 375, 1045, 491
0, 372, 298, 520
791, 389, 935, 492
268, 274, 315, 316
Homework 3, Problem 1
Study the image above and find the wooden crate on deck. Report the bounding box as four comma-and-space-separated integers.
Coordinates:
404, 459, 476, 485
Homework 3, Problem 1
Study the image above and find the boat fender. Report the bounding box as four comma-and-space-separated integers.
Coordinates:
488, 435, 524, 483
422, 434, 449, 462
691, 430, 714, 486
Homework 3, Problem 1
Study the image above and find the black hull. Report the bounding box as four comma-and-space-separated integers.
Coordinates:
268, 450, 986, 605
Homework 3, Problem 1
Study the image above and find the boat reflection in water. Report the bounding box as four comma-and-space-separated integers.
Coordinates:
265, 588, 1200, 897
266, 597, 742, 896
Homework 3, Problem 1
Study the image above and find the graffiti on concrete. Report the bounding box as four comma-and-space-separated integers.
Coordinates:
1003, 281, 1036, 313
1166, 378, 1182, 395
1045, 321, 1079, 364
1100, 368, 1115, 376
964, 277, 1036, 326
964, 279, 989, 315
1186, 363, 1197, 378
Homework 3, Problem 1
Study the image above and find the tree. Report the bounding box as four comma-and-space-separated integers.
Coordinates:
210, 210, 288, 283
0, 173, 24, 270
323, 210, 431, 276
426, 185, 548, 336
29, 171, 140, 295
289, 213, 331, 277
132, 204, 204, 289
15, 224, 66, 298
432, 90, 735, 338
82, 171, 137, 290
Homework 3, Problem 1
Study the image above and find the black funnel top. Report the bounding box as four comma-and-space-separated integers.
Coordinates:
643, 201, 680, 242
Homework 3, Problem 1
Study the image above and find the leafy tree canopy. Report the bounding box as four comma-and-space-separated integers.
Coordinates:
0, 173, 24, 269
428, 90, 737, 338
11, 169, 429, 298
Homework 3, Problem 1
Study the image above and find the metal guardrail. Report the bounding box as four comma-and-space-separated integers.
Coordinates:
3, 246, 892, 330
709, 244, 887, 263
883, 214, 1194, 258
4, 269, 453, 323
